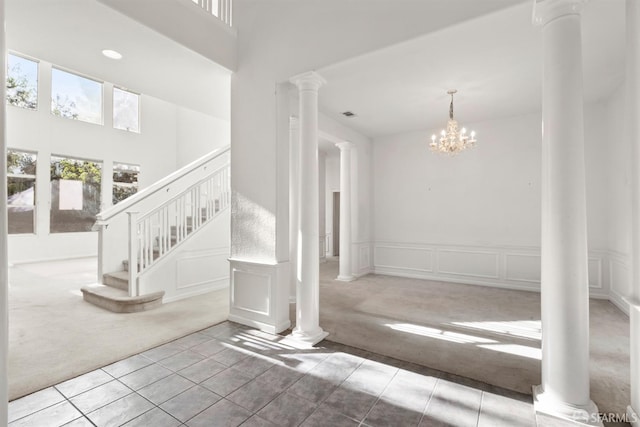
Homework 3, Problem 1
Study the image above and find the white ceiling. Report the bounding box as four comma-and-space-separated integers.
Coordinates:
318, 0, 626, 138
5, 0, 625, 138
6, 0, 231, 120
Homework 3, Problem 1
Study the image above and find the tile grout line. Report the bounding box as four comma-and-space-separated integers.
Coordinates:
295, 352, 368, 426
416, 377, 440, 427
476, 390, 485, 427
357, 359, 403, 426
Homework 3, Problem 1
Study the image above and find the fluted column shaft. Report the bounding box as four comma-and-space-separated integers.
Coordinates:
533, 0, 600, 424
336, 141, 355, 282
289, 72, 328, 345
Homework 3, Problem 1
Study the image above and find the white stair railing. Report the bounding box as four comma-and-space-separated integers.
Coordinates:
127, 166, 229, 295
190, 0, 232, 26
95, 146, 230, 296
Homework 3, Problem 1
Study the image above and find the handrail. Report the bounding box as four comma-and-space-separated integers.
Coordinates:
128, 163, 230, 293
97, 145, 230, 223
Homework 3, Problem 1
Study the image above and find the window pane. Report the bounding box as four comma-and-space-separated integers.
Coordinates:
6, 54, 38, 110
51, 68, 102, 125
113, 163, 140, 205
50, 155, 102, 233
113, 88, 140, 132
7, 149, 37, 234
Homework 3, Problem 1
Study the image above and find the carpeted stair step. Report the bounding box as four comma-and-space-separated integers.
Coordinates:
81, 284, 164, 313
103, 271, 130, 290
123, 250, 161, 272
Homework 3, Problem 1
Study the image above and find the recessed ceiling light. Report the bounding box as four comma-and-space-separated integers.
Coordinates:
102, 49, 122, 60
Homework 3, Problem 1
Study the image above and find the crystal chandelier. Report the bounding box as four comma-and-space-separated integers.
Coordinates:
430, 90, 476, 155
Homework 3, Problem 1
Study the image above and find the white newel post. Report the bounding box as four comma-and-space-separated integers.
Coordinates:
628, 0, 640, 425
336, 141, 355, 282
532, 1, 601, 425
127, 212, 139, 297
289, 71, 329, 345
0, 0, 8, 423
289, 116, 300, 303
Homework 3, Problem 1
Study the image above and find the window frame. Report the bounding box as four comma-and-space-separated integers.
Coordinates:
6, 52, 39, 111
49, 154, 103, 234
7, 148, 38, 235
112, 86, 141, 133
50, 66, 104, 126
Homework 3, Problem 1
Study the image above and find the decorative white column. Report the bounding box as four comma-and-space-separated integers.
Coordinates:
318, 151, 327, 263
0, 0, 8, 423
532, 1, 601, 425
627, 1, 640, 425
289, 116, 299, 303
336, 141, 355, 282
288, 71, 328, 345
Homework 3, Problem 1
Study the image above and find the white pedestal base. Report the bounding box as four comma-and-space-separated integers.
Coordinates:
629, 405, 640, 427
287, 327, 329, 347
336, 275, 355, 282
533, 385, 603, 426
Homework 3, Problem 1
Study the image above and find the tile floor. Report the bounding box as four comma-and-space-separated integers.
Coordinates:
9, 321, 540, 427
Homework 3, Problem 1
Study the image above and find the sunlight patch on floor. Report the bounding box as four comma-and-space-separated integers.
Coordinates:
450, 320, 542, 341
385, 323, 497, 344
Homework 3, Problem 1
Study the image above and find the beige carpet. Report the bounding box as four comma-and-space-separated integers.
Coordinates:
8, 257, 229, 401
315, 259, 630, 417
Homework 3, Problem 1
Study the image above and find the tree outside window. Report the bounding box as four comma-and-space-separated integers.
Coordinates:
113, 163, 140, 205
7, 149, 37, 234
51, 68, 103, 125
50, 156, 102, 233
6, 54, 38, 110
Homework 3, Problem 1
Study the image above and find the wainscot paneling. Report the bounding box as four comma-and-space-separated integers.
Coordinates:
229, 259, 291, 334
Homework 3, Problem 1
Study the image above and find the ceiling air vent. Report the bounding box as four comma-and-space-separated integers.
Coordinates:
341, 111, 356, 118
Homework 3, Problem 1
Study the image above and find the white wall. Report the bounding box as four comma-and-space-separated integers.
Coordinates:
176, 107, 230, 168
371, 102, 611, 295
602, 82, 633, 310
230, 0, 514, 263
7, 59, 230, 264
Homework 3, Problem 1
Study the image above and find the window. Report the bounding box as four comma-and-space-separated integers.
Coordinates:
51, 68, 102, 125
7, 150, 37, 234
50, 156, 102, 233
6, 54, 38, 110
113, 87, 140, 132
113, 163, 140, 205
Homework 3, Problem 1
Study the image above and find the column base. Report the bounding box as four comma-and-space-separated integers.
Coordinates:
628, 405, 640, 427
336, 275, 355, 282
287, 327, 329, 347
533, 385, 603, 426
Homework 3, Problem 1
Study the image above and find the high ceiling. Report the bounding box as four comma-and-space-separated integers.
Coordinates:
5, 0, 625, 138
6, 0, 231, 120
318, 0, 626, 138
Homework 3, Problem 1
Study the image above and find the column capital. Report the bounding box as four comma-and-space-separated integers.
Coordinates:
290, 71, 326, 91
532, 0, 587, 27
335, 141, 354, 151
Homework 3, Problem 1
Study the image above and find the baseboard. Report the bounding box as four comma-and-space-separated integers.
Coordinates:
373, 267, 541, 293
9, 254, 98, 266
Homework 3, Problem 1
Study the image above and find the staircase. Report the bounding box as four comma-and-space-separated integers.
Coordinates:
82, 147, 231, 313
